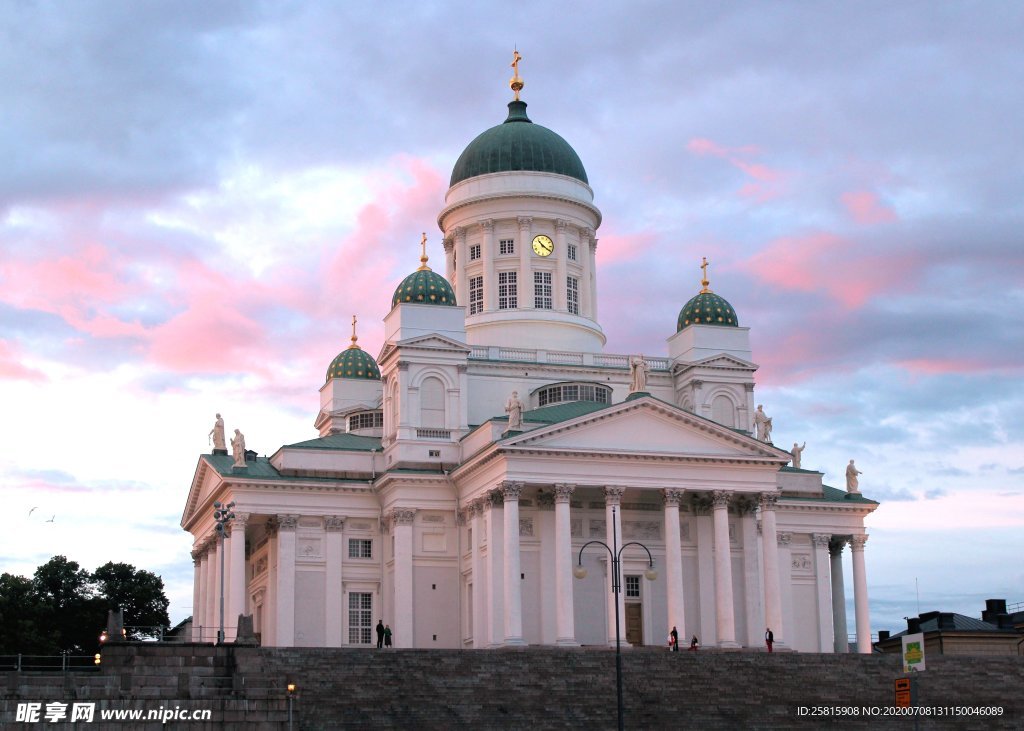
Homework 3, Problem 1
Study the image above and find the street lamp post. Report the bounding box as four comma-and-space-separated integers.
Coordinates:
574, 506, 657, 731
213, 500, 236, 644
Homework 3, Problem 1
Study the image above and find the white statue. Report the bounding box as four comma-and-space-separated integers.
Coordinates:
505, 391, 524, 430
791, 442, 806, 469
846, 460, 862, 493
753, 405, 773, 443
209, 413, 226, 452
231, 429, 247, 468
629, 355, 648, 393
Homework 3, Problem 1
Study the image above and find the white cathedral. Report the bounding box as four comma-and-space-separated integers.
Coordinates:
182, 62, 878, 654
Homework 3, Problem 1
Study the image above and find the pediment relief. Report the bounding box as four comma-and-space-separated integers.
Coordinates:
504, 398, 787, 461
676, 354, 758, 373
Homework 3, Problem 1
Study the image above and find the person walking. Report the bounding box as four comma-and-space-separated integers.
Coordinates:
376, 620, 385, 649
384, 624, 393, 648
765, 627, 774, 653
670, 626, 679, 652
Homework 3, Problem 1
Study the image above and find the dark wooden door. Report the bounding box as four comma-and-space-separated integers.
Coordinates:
625, 604, 643, 646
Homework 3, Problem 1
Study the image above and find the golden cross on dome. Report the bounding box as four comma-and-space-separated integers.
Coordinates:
510, 49, 524, 101
417, 232, 430, 271
700, 256, 712, 294
348, 314, 359, 349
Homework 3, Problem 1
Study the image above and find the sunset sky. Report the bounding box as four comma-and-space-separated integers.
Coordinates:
2, 2, 1022, 635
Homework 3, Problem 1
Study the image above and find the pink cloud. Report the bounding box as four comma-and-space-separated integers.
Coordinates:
895, 358, 1022, 376
596, 229, 656, 266
841, 191, 898, 225
687, 137, 787, 201
0, 339, 47, 381
741, 231, 919, 309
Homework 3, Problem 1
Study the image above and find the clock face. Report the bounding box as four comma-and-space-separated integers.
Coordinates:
532, 234, 554, 257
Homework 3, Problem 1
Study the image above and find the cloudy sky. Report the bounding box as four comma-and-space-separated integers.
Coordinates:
2, 1, 1022, 635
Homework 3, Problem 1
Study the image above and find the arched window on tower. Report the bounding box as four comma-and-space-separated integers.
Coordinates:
420, 377, 446, 429
711, 394, 736, 428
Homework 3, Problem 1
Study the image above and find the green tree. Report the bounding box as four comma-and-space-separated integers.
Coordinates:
31, 556, 105, 653
92, 562, 170, 639
0, 573, 58, 654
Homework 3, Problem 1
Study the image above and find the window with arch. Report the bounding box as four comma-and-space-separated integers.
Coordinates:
420, 376, 446, 428
711, 394, 736, 428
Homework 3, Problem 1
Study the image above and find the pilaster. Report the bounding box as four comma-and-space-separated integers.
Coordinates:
324, 516, 345, 647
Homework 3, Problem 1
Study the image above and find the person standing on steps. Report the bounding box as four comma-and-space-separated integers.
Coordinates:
384, 624, 392, 648
765, 627, 774, 653
670, 626, 679, 652
376, 619, 385, 649
689, 635, 699, 651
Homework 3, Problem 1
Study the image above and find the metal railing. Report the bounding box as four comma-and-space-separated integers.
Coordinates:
849, 632, 880, 643
1006, 601, 1024, 613
0, 654, 100, 672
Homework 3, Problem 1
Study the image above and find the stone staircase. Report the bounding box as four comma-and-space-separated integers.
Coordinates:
2, 644, 1021, 729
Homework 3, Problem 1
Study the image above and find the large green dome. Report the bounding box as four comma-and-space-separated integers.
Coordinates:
450, 100, 588, 187
391, 269, 457, 308
677, 292, 739, 331
326, 345, 381, 382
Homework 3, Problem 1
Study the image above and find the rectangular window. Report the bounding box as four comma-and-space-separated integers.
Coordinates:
348, 592, 373, 644
469, 276, 484, 315
469, 244, 481, 261
625, 575, 640, 598
534, 271, 552, 310
568, 243, 577, 261
499, 238, 515, 255
348, 412, 383, 431
498, 271, 518, 310
567, 276, 579, 315
348, 538, 372, 559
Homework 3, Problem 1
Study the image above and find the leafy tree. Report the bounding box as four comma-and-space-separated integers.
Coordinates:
31, 556, 104, 653
92, 562, 170, 640
0, 573, 58, 654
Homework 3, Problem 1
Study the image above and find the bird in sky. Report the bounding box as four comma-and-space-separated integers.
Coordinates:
45, 515, 55, 523
28, 507, 38, 517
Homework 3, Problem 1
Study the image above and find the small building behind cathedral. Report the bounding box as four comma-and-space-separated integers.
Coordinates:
182, 61, 877, 653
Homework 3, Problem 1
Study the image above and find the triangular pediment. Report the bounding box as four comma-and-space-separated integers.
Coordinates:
378, 334, 470, 362
681, 354, 758, 371
181, 456, 225, 528
504, 397, 788, 462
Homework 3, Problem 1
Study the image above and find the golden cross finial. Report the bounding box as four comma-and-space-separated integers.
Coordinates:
700, 256, 712, 293
348, 314, 359, 349
509, 49, 524, 101
417, 232, 430, 271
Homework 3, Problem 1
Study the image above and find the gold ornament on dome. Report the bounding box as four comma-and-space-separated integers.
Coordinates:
510, 49, 524, 101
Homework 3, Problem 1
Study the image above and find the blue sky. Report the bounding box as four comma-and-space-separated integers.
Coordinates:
1, 1, 1022, 635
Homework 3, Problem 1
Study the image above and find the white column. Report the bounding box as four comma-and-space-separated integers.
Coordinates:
454, 227, 468, 310
695, 502, 717, 645
589, 236, 599, 321
209, 536, 222, 640
265, 525, 278, 646
469, 500, 486, 647
759, 492, 784, 648
481, 219, 497, 311
830, 538, 849, 653
537, 492, 556, 644
740, 500, 762, 647
850, 534, 872, 654
554, 484, 577, 645
604, 486, 627, 646
712, 491, 738, 648
443, 236, 455, 288
812, 533, 834, 652
324, 516, 344, 646
517, 217, 532, 310
192, 549, 205, 642
578, 227, 592, 319
778, 532, 794, 648
501, 481, 526, 645
554, 219, 568, 311
484, 491, 505, 647
227, 512, 248, 642
275, 515, 297, 647
663, 489, 686, 639
391, 508, 416, 648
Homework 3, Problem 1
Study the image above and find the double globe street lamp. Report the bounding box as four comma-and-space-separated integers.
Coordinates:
574, 506, 657, 731
213, 500, 236, 644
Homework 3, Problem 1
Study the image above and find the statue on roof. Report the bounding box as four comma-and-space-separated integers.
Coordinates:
629, 355, 648, 393
791, 442, 806, 469
505, 391, 525, 430
209, 413, 226, 453
231, 429, 247, 468
846, 460, 862, 493
754, 405, 773, 443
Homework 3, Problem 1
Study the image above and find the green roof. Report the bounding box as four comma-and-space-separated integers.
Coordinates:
326, 346, 381, 382
391, 269, 456, 308
677, 291, 738, 331
284, 433, 383, 451
514, 400, 612, 425
450, 100, 588, 186
202, 454, 375, 484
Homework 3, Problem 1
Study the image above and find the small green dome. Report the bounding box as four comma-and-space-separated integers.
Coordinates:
326, 346, 381, 382
391, 269, 457, 308
450, 100, 588, 187
677, 292, 739, 331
